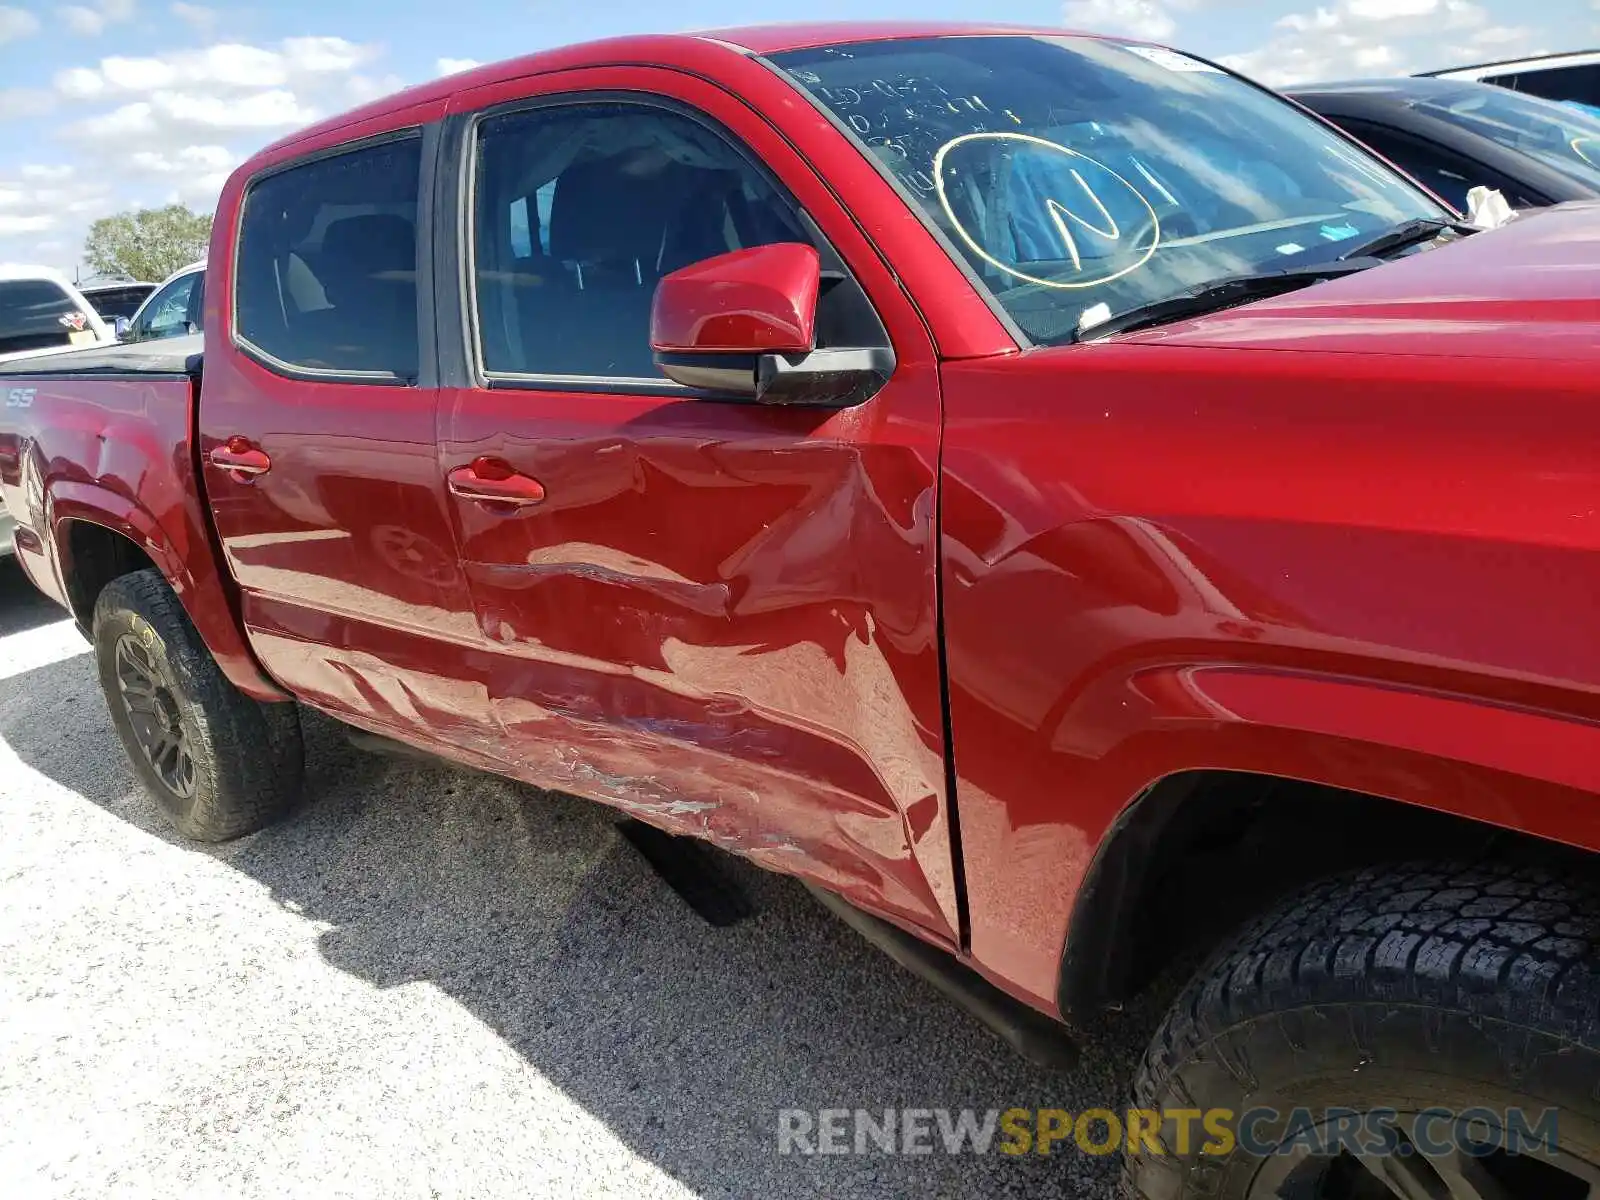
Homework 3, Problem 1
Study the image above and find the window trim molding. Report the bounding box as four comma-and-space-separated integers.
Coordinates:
230, 125, 429, 387
484, 372, 695, 394
451, 88, 891, 398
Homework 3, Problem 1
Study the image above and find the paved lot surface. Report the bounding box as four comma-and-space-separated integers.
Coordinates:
0, 558, 1151, 1199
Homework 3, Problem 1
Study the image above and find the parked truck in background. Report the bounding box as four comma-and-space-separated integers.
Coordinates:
0, 266, 115, 364
3, 24, 1599, 1197
0, 265, 119, 558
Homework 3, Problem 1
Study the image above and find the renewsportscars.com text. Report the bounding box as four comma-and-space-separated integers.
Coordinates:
776, 1106, 1560, 1158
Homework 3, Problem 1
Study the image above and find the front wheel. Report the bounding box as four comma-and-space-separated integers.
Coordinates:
93, 568, 303, 841
1126, 861, 1600, 1199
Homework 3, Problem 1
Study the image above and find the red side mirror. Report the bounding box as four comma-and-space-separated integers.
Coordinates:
651, 243, 820, 361
651, 241, 891, 407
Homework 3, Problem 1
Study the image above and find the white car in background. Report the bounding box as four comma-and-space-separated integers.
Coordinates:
120, 260, 205, 343
1422, 50, 1600, 115
0, 265, 116, 365
0, 266, 117, 560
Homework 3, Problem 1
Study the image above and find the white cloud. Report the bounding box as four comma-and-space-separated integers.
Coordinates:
1221, 0, 1536, 84
1468, 23, 1534, 46
0, 88, 55, 118
283, 36, 374, 73
125, 145, 238, 204
103, 56, 184, 89
61, 0, 137, 36
54, 37, 378, 99
347, 73, 406, 104
0, 165, 114, 248
127, 145, 236, 174
1441, 23, 1545, 62
1346, 0, 1436, 19
436, 57, 482, 76
165, 89, 319, 128
1063, 0, 1192, 40
2, 31, 391, 270
51, 33, 384, 204
188, 43, 289, 84
64, 7, 108, 34
0, 215, 55, 235
0, 5, 39, 42
169, 2, 215, 31
54, 68, 105, 100
72, 89, 321, 145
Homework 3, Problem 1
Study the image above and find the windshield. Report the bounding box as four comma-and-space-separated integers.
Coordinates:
771, 35, 1445, 344
0, 279, 94, 356
1420, 84, 1600, 192
128, 271, 202, 341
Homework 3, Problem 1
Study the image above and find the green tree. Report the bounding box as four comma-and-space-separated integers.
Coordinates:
83, 204, 213, 282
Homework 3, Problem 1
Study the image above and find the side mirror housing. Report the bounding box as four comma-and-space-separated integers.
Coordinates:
652, 242, 819, 358
651, 243, 891, 407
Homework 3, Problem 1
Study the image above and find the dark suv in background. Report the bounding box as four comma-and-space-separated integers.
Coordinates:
79, 280, 156, 327
1293, 76, 1600, 210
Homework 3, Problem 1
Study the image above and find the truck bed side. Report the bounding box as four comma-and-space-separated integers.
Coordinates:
0, 335, 285, 700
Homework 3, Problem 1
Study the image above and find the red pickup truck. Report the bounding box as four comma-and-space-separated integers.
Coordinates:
4, 23, 1599, 1195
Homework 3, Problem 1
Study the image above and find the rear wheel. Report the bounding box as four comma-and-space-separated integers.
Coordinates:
1125, 861, 1600, 1199
93, 569, 302, 841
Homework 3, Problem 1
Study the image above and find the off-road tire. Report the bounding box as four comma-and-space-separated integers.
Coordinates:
93, 568, 302, 841
1125, 860, 1600, 1199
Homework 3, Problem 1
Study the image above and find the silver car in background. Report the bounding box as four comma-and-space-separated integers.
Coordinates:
120, 260, 205, 343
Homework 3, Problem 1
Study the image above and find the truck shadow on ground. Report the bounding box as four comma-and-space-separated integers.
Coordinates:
0, 559, 73, 637
0, 611, 1163, 1199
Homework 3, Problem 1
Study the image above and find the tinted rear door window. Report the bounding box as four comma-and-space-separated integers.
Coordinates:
85, 285, 155, 320
236, 137, 422, 378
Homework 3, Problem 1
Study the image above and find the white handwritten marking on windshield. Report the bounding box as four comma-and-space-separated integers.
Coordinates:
932, 132, 1161, 290
1045, 175, 1124, 271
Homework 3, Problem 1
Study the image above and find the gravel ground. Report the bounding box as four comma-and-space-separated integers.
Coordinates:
0, 558, 1152, 1199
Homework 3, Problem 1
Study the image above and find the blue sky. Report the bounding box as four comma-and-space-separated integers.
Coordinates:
0, 0, 1595, 274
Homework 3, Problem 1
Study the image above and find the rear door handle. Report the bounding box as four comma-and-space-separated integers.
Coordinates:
208, 436, 271, 480
447, 457, 546, 508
